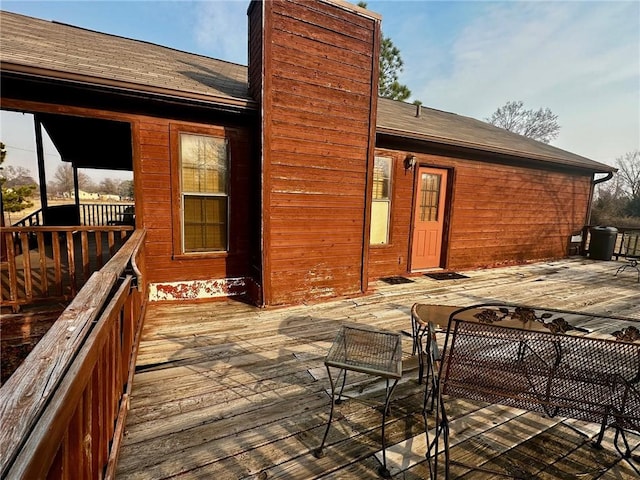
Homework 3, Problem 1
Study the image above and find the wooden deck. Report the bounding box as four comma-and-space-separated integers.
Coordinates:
116, 258, 640, 479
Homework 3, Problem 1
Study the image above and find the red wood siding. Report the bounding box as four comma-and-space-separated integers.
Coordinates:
143, 121, 254, 285
368, 149, 592, 280
2, 99, 255, 292
252, 0, 380, 305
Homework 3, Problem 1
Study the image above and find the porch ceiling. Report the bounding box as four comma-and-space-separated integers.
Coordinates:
39, 113, 132, 171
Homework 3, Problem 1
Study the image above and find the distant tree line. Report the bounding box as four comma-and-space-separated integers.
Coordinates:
1, 150, 134, 222
47, 163, 133, 199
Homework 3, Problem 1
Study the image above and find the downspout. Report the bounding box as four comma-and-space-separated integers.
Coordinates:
593, 172, 614, 185
586, 171, 614, 225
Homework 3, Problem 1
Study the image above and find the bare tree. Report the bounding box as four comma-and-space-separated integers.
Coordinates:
1, 165, 37, 188
616, 150, 640, 198
486, 100, 560, 144
52, 163, 94, 194
100, 177, 121, 195
53, 163, 74, 194
118, 180, 134, 199
593, 174, 627, 219
592, 150, 640, 223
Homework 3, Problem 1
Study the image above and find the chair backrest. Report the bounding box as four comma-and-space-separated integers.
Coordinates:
439, 304, 640, 427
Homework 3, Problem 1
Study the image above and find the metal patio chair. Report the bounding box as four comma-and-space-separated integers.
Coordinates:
615, 230, 640, 282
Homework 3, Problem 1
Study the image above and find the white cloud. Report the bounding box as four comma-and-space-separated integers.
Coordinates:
193, 0, 248, 64
401, 1, 639, 164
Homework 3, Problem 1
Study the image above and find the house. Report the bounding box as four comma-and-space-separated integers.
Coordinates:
0, 0, 615, 308
72, 190, 100, 200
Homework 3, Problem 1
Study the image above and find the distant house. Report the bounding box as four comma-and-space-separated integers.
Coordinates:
0, 1, 615, 307
71, 190, 100, 200
100, 194, 121, 202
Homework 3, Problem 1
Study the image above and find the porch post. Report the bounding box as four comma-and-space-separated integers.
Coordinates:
33, 114, 48, 211
72, 164, 80, 210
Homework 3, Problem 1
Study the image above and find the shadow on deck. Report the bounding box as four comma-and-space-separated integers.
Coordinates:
117, 258, 640, 479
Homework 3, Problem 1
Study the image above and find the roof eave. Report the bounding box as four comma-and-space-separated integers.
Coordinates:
1, 61, 257, 112
376, 126, 616, 174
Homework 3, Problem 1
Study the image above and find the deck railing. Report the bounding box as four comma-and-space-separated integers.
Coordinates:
12, 203, 134, 228
80, 203, 134, 226
0, 229, 146, 480
1, 225, 134, 311
11, 209, 44, 227
582, 225, 640, 259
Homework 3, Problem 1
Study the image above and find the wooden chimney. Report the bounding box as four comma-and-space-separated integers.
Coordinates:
248, 0, 381, 305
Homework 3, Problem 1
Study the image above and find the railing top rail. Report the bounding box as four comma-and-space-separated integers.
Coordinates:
2, 225, 135, 233
11, 209, 43, 227
101, 229, 145, 275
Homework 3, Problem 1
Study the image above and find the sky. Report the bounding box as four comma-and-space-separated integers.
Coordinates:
1, 0, 639, 182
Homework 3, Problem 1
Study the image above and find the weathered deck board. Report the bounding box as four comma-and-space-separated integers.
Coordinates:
117, 259, 639, 479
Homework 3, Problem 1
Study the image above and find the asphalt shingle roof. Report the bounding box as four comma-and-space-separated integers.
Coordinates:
0, 10, 251, 106
0, 10, 614, 173
377, 98, 614, 172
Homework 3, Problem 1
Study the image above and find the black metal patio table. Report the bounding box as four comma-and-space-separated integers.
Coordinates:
314, 325, 403, 478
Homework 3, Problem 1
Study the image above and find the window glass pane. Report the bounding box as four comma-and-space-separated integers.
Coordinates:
420, 173, 441, 222
181, 134, 227, 194
370, 200, 390, 244
183, 196, 227, 251
372, 157, 391, 200
370, 157, 392, 244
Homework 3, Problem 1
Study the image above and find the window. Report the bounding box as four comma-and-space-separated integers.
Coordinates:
180, 133, 229, 252
370, 156, 392, 245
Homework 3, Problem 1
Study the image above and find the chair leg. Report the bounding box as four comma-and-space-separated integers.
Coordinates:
418, 344, 425, 385
424, 360, 448, 480
378, 378, 400, 478
412, 314, 426, 385
613, 427, 640, 475
314, 365, 342, 458
592, 407, 609, 450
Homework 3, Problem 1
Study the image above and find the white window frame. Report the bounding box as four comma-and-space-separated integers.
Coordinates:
179, 133, 230, 253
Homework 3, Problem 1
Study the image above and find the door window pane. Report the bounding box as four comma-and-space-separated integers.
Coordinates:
420, 173, 441, 222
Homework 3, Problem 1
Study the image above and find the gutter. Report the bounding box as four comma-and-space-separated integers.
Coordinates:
377, 127, 615, 175
593, 172, 614, 185
1, 62, 257, 113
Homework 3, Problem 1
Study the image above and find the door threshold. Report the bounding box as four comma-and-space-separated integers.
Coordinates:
411, 268, 444, 273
